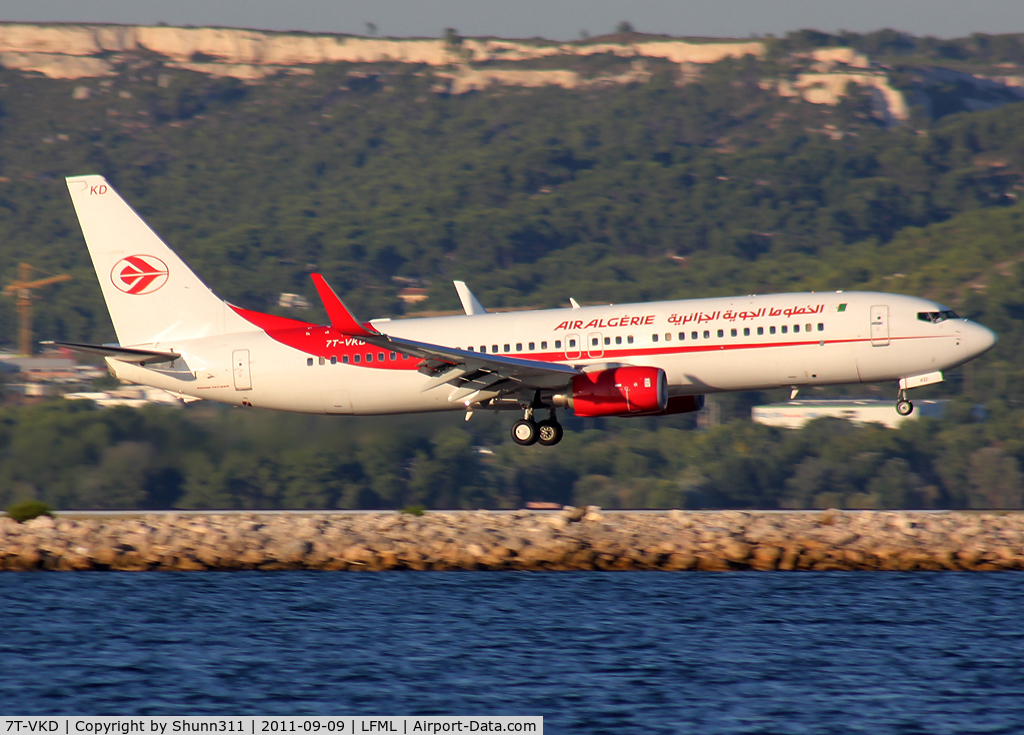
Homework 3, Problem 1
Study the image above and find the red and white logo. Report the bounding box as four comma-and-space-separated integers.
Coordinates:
111, 255, 169, 295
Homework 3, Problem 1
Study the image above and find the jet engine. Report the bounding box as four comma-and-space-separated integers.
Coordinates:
553, 366, 668, 417
635, 394, 705, 416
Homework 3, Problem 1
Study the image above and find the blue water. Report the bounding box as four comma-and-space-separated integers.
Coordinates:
2, 573, 1024, 734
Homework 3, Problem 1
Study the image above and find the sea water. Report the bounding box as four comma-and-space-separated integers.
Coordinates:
2, 572, 1023, 734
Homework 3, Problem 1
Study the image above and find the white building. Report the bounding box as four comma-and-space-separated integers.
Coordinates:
752, 399, 948, 430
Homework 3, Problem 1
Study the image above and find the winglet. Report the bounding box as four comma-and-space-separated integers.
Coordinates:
310, 274, 378, 336
569, 298, 581, 309
453, 281, 487, 316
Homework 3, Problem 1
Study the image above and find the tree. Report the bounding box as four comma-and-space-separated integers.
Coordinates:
969, 447, 1024, 509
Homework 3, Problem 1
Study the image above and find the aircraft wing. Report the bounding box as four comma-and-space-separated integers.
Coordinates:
41, 340, 180, 365
310, 275, 579, 402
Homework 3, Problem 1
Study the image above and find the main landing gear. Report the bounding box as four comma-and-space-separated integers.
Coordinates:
511, 407, 564, 447
896, 388, 914, 416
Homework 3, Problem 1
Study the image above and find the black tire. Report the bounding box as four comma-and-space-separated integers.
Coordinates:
896, 400, 914, 416
536, 419, 564, 446
511, 419, 539, 446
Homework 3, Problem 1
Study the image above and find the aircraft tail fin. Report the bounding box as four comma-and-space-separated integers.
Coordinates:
65, 175, 249, 346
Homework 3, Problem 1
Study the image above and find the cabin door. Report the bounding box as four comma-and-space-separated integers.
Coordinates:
870, 306, 889, 346
232, 349, 252, 390
565, 334, 582, 360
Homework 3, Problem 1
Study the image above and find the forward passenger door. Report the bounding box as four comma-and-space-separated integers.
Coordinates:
870, 306, 889, 347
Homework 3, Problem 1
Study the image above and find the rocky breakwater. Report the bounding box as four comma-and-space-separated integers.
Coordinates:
2, 509, 1024, 572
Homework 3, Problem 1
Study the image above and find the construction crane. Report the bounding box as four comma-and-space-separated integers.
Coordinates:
4, 263, 72, 356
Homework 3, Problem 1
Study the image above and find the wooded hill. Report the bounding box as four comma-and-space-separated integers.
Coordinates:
0, 32, 1022, 349
2, 29, 1024, 510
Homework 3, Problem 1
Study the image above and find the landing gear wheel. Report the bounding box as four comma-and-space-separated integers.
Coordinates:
896, 400, 914, 416
511, 419, 539, 446
536, 419, 564, 446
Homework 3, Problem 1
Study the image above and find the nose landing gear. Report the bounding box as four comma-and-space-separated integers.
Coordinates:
895, 389, 914, 416
510, 407, 563, 446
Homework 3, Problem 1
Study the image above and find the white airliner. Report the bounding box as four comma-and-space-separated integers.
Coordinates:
48, 175, 997, 446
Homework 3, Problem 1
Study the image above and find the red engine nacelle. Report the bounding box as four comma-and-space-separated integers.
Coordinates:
556, 366, 668, 417
632, 394, 705, 416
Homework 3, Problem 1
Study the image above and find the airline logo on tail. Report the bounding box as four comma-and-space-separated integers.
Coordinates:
110, 255, 169, 295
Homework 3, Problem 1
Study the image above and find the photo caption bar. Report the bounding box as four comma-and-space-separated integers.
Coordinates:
0, 718, 542, 735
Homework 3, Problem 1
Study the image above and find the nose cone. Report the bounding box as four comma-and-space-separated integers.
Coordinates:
967, 322, 997, 358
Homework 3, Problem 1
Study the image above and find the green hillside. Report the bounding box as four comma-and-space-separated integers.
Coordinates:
1, 51, 1022, 342
3, 31, 1024, 510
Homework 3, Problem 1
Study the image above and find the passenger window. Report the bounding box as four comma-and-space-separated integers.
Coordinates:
652, 334, 659, 343
343, 356, 350, 364
743, 328, 750, 337
717, 329, 724, 338
805, 324, 811, 333
627, 336, 634, 344
781, 326, 788, 334
516, 343, 522, 352
529, 342, 535, 350
757, 327, 763, 336
542, 341, 549, 349
604, 337, 610, 345
665, 333, 672, 341
678, 332, 685, 341
354, 354, 361, 363
794, 325, 800, 333
366, 353, 373, 362
480, 346, 486, 353
492, 345, 498, 353
703, 330, 710, 339
468, 346, 474, 352
504, 344, 510, 353
817, 323, 824, 331
769, 327, 776, 335
730, 328, 737, 337
318, 356, 325, 365
691, 331, 698, 340
390, 352, 397, 360
307, 357, 313, 366
615, 336, 622, 345
378, 352, 385, 361
568, 339, 575, 348
592, 337, 600, 346
330, 356, 337, 365
554, 340, 560, 349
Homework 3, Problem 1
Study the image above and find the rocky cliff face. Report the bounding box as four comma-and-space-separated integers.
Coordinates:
1, 22, 1021, 125
0, 23, 763, 72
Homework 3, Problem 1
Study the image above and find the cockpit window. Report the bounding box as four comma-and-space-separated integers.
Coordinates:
917, 310, 959, 323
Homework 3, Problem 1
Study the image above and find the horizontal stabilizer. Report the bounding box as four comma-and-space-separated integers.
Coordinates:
41, 340, 179, 365
310, 274, 378, 337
